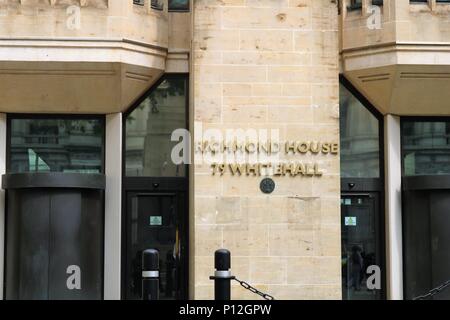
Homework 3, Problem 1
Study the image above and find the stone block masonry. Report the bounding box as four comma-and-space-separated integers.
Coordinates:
193, 0, 341, 300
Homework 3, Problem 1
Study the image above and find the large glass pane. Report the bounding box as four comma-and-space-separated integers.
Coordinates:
9, 118, 103, 174
340, 84, 380, 178
126, 77, 187, 177
402, 120, 450, 176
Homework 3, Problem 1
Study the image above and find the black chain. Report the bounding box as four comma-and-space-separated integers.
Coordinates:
234, 277, 275, 300
413, 279, 450, 300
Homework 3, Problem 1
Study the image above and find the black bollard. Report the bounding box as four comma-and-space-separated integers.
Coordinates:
142, 249, 159, 300
210, 249, 235, 300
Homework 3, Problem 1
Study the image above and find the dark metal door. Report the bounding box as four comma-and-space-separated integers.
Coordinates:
4, 173, 105, 300
403, 176, 450, 300
124, 191, 188, 300
429, 191, 450, 300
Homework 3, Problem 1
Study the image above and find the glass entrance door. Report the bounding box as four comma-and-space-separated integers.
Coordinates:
124, 192, 188, 300
341, 194, 382, 300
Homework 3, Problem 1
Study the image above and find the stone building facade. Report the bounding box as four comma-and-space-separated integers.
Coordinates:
0, 0, 449, 300
193, 0, 341, 300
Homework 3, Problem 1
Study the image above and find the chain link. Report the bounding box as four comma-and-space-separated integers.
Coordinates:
234, 277, 275, 300
413, 279, 450, 300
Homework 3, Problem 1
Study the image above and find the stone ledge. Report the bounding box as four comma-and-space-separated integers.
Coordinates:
0, 38, 167, 69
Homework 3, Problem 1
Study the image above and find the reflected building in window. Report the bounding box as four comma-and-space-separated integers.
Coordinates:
126, 77, 187, 177
340, 84, 380, 179
339, 81, 384, 301
402, 121, 450, 176
9, 118, 104, 174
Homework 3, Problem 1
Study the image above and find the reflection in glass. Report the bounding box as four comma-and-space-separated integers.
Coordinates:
10, 118, 103, 174
402, 121, 450, 176
341, 196, 381, 300
340, 84, 380, 178
126, 77, 187, 177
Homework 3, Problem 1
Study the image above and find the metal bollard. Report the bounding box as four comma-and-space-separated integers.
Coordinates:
210, 249, 235, 300
142, 249, 159, 300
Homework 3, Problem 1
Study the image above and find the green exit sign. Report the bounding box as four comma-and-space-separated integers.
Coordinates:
345, 217, 357, 227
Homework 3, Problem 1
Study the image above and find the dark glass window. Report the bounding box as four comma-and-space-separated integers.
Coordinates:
125, 76, 188, 177
151, 0, 164, 10
169, 0, 189, 11
347, 0, 383, 11
340, 84, 380, 178
402, 120, 450, 176
347, 0, 362, 10
9, 117, 104, 174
